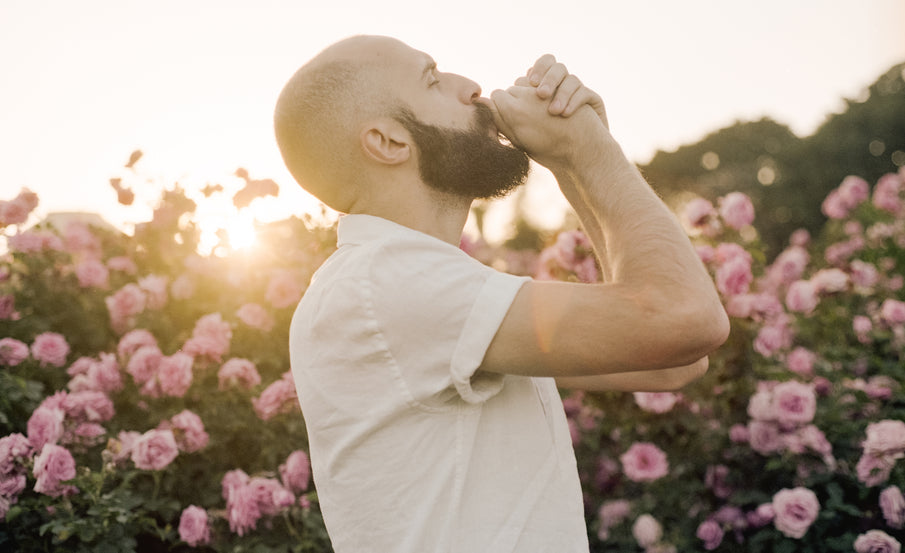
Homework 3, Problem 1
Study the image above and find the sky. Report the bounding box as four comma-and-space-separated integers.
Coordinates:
1, 0, 904, 246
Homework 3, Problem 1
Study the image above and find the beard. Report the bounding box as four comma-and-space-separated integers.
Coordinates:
394, 103, 530, 200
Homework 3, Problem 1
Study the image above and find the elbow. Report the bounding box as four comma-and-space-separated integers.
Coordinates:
646, 292, 730, 367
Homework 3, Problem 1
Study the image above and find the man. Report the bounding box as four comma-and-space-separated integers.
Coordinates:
274, 35, 729, 552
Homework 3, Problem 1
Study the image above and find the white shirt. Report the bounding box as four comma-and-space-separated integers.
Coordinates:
289, 214, 588, 553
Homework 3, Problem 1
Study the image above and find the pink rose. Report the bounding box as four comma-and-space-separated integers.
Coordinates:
857, 453, 895, 487
32, 444, 77, 497
222, 468, 250, 500
811, 268, 849, 294
854, 530, 901, 553
716, 256, 753, 296
0, 294, 19, 321
838, 175, 870, 207
184, 313, 232, 362
785, 347, 816, 377
748, 421, 782, 454
117, 329, 158, 360
131, 429, 179, 471
853, 315, 873, 342
0, 189, 38, 227
631, 514, 662, 548
86, 353, 123, 394
633, 392, 678, 414
785, 280, 818, 314
252, 375, 298, 421
138, 274, 168, 310
236, 303, 275, 331
696, 519, 724, 551
719, 192, 755, 229
873, 173, 903, 214
768, 246, 809, 286
620, 442, 669, 482
265, 270, 304, 309
30, 332, 70, 368
62, 390, 115, 423
158, 353, 194, 397
753, 323, 792, 358
729, 424, 749, 443
772, 381, 816, 426
27, 407, 65, 450
705, 464, 732, 499
850, 260, 880, 290
822, 189, 850, 219
880, 486, 905, 529
682, 197, 716, 228
218, 358, 262, 391
279, 450, 311, 494
880, 299, 905, 326
863, 420, 905, 459
165, 410, 209, 453
0, 338, 29, 366
178, 505, 211, 547
105, 284, 147, 333
0, 433, 32, 474
597, 499, 632, 540
772, 487, 819, 539
227, 482, 262, 537
247, 476, 295, 516
62, 222, 101, 258
127, 345, 163, 386
798, 424, 832, 456
746, 503, 775, 528
75, 259, 109, 289
0, 473, 26, 498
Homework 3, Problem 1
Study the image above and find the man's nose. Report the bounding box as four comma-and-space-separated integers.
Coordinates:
450, 73, 482, 104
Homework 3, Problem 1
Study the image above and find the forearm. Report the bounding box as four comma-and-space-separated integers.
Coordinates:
554, 134, 721, 314
555, 356, 709, 392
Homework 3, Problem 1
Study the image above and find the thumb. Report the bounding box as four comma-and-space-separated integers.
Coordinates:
487, 89, 520, 145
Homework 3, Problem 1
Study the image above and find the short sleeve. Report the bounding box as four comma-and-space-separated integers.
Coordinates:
367, 238, 529, 408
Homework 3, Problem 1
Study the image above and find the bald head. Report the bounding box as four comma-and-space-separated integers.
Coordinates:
274, 36, 409, 212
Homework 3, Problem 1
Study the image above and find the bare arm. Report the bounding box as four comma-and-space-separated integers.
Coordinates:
478, 58, 729, 386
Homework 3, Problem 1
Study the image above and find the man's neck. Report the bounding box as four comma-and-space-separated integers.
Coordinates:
349, 191, 472, 246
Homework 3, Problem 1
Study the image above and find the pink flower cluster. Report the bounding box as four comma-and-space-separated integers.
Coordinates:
106, 283, 147, 334
822, 175, 870, 219
737, 381, 832, 463
30, 332, 70, 368
183, 312, 232, 362
159, 410, 209, 454
0, 433, 33, 517
221, 462, 300, 537
0, 188, 39, 227
856, 420, 905, 487
252, 372, 298, 421
536, 230, 599, 283
683, 192, 754, 237
236, 302, 275, 331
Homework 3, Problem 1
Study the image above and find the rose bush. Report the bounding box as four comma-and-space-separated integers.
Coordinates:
1, 165, 904, 552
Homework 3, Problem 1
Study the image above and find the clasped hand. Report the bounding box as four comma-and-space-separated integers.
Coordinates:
487, 55, 610, 171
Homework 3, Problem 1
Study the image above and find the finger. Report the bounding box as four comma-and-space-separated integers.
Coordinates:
548, 74, 582, 115
526, 54, 556, 86
488, 89, 521, 144
514, 75, 531, 87
535, 62, 568, 99
565, 89, 608, 128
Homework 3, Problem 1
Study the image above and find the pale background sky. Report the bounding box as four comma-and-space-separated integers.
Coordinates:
1, 0, 904, 246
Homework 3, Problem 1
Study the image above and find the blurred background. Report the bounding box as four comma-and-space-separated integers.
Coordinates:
1, 0, 904, 256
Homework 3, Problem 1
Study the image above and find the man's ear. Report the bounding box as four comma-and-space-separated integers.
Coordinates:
360, 118, 411, 165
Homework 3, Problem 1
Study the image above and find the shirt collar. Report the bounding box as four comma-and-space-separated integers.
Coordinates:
337, 214, 448, 247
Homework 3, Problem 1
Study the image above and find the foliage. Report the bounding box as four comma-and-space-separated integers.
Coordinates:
2, 166, 905, 552
642, 61, 905, 258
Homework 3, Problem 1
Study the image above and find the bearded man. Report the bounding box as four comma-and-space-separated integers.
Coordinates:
273, 35, 729, 552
